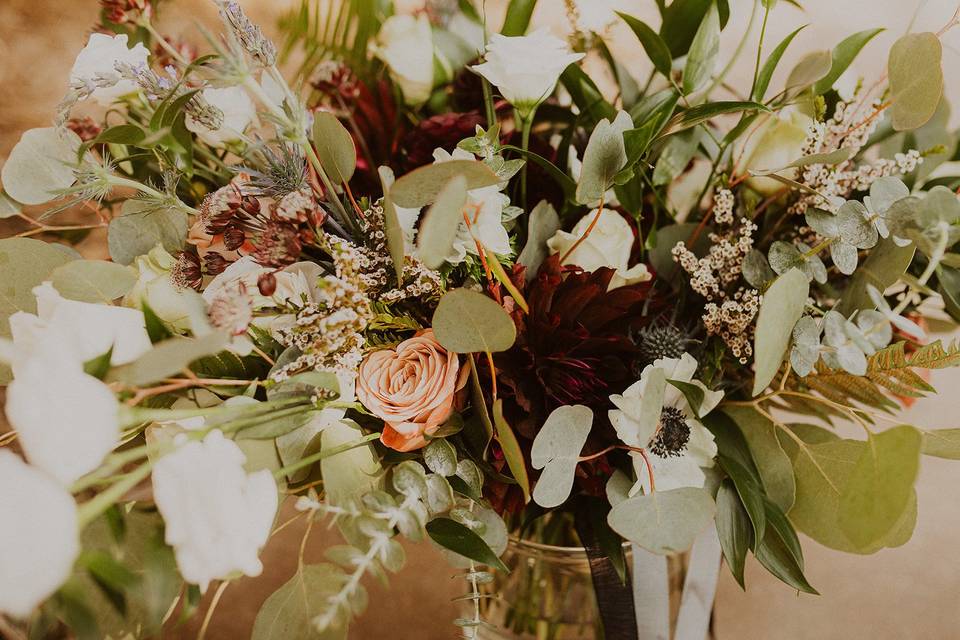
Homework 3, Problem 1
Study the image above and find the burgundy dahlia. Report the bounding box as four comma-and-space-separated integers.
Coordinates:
400, 111, 486, 171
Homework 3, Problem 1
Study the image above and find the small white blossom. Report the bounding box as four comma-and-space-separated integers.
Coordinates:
547, 208, 651, 290
152, 430, 278, 592
0, 451, 79, 617
472, 29, 584, 116
69, 33, 150, 106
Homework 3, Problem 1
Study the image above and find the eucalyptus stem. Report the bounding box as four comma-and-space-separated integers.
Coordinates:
273, 432, 380, 479
76, 462, 153, 529
518, 108, 536, 211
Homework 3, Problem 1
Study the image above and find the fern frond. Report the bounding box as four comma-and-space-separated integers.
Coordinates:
799, 339, 960, 411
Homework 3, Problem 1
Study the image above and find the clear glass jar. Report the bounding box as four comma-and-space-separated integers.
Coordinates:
476, 537, 690, 640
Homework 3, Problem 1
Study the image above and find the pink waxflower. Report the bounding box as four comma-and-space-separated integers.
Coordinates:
357, 330, 465, 452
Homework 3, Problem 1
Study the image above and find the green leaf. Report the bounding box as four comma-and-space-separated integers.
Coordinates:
888, 32, 943, 131
1, 127, 81, 205
660, 0, 729, 57
50, 260, 136, 304
753, 25, 806, 101
575, 111, 633, 204
251, 564, 348, 640
754, 517, 818, 594
648, 222, 705, 282
321, 419, 382, 504
560, 65, 617, 127
813, 28, 884, 95
725, 406, 795, 512
682, 0, 720, 94
517, 200, 561, 282
752, 268, 809, 395
835, 238, 915, 316
652, 128, 701, 186
838, 425, 921, 549
493, 398, 531, 502
715, 480, 750, 588
390, 160, 500, 209
108, 332, 229, 386
94, 125, 147, 146
501, 0, 537, 36
426, 518, 509, 572
530, 405, 593, 508
108, 200, 188, 266
618, 12, 673, 77
666, 378, 705, 416
312, 111, 357, 184
424, 438, 458, 476
0, 190, 21, 219
784, 50, 833, 94
921, 428, 960, 459
607, 487, 716, 555
718, 454, 766, 545
667, 101, 769, 135
432, 288, 517, 354
787, 147, 855, 168
416, 175, 468, 269
377, 166, 405, 284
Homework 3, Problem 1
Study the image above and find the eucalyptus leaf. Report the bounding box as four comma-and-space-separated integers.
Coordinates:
517, 200, 560, 282
424, 438, 458, 477
813, 28, 884, 95
108, 332, 229, 386
725, 406, 796, 512
789, 315, 821, 377
432, 288, 517, 354
784, 50, 833, 93
530, 405, 593, 508
920, 428, 960, 460
416, 175, 468, 269
837, 200, 878, 249
752, 268, 809, 395
835, 239, 915, 316
50, 260, 136, 304
742, 249, 775, 289
251, 564, 348, 640
377, 166, 405, 284
888, 32, 943, 131
322, 419, 381, 505
108, 200, 188, 266
753, 25, 806, 101
312, 111, 357, 184
829, 240, 858, 275
390, 160, 500, 208
1, 127, 81, 205
0, 190, 21, 219
607, 487, 716, 555
576, 110, 633, 204
653, 128, 700, 186
788, 147, 855, 168
426, 518, 509, 572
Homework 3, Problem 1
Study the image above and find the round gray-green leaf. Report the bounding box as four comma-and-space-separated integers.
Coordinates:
530, 405, 593, 508
416, 175, 468, 269
830, 240, 858, 275
50, 259, 136, 303
312, 111, 356, 184
1, 127, 81, 205
108, 200, 188, 265
391, 160, 500, 209
789, 315, 821, 377
607, 487, 716, 555
576, 111, 633, 204
888, 32, 943, 131
784, 50, 833, 93
837, 200, 878, 249
432, 288, 516, 354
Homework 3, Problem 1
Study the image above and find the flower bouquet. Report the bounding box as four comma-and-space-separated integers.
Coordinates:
3, 0, 960, 638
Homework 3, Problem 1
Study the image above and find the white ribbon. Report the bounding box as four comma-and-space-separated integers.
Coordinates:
631, 543, 671, 640
673, 526, 722, 640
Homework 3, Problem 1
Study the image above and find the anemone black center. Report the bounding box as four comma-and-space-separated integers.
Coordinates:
651, 406, 690, 457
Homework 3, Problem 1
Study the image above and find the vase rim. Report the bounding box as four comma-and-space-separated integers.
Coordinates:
507, 534, 632, 555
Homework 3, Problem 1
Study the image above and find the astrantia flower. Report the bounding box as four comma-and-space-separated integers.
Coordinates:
472, 29, 584, 117
4, 352, 120, 486
547, 208, 652, 291
373, 14, 435, 106
0, 451, 79, 617
608, 353, 722, 494
185, 86, 257, 147
498, 255, 653, 425
69, 33, 150, 106
152, 430, 278, 592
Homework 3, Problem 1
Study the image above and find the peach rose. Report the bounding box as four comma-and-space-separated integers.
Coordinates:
357, 329, 465, 452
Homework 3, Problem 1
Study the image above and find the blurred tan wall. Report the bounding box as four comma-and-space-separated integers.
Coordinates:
2, 1, 960, 639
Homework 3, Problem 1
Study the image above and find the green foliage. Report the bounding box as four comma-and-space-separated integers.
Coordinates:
426, 518, 509, 572
416, 175, 469, 270
432, 288, 517, 354
888, 32, 944, 131
108, 200, 189, 266
617, 13, 672, 77
1, 127, 80, 205
607, 487, 716, 555
576, 111, 633, 204
50, 260, 136, 304
530, 405, 593, 508
715, 480, 750, 588
682, 0, 720, 94
492, 399, 531, 502
501, 0, 538, 36
753, 25, 806, 101
813, 28, 884, 95
389, 160, 500, 209
108, 332, 230, 386
312, 111, 357, 184
251, 564, 349, 640
752, 268, 809, 395
377, 166, 405, 284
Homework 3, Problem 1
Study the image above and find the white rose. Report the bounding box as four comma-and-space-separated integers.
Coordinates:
8, 282, 151, 371
737, 109, 814, 196
152, 430, 278, 591
547, 208, 651, 290
126, 245, 207, 332
185, 86, 257, 147
472, 29, 585, 116
69, 33, 150, 106
0, 451, 79, 618
374, 14, 435, 106
4, 353, 120, 486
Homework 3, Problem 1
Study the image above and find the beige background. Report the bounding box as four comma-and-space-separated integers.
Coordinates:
2, 0, 960, 638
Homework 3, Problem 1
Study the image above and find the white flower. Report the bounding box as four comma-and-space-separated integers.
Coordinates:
608, 354, 722, 494
398, 148, 514, 265
0, 451, 79, 617
547, 208, 651, 290
4, 352, 120, 486
126, 245, 207, 333
203, 256, 315, 311
186, 86, 257, 147
737, 109, 814, 196
472, 29, 584, 116
69, 33, 150, 106
7, 282, 152, 371
374, 14, 435, 105
152, 430, 278, 592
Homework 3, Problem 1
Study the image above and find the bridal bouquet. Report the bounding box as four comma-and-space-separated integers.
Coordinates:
3, 0, 960, 638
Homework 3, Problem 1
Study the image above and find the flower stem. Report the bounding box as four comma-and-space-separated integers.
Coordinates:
272, 432, 380, 479
519, 108, 536, 211
76, 461, 153, 529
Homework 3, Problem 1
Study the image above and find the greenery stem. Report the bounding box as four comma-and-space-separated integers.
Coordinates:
76, 462, 153, 529
273, 432, 380, 479
519, 108, 536, 211
750, 0, 772, 100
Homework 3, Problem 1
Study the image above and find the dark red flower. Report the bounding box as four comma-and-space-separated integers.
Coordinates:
66, 117, 102, 142
401, 111, 486, 171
